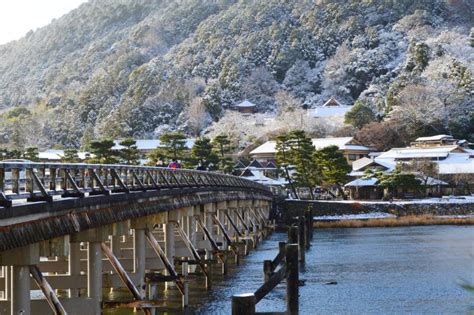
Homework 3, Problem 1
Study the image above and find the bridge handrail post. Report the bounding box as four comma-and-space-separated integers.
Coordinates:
286, 243, 299, 315
298, 216, 306, 264
232, 293, 256, 315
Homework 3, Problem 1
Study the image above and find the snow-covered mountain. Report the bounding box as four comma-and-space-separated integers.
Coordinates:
0, 0, 472, 149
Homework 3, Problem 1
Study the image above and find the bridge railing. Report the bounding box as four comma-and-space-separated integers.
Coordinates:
0, 162, 271, 207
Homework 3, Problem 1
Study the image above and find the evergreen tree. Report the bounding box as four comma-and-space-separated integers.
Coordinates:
372, 166, 421, 199
344, 100, 377, 129
0, 148, 21, 160
62, 148, 80, 163
288, 130, 319, 199
89, 139, 118, 164
191, 137, 219, 169
202, 82, 222, 120
118, 138, 140, 165
314, 145, 351, 199
23, 147, 39, 161
275, 134, 298, 198
159, 132, 187, 161
212, 134, 234, 173
212, 134, 231, 158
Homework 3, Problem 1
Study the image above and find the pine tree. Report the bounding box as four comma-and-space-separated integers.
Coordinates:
314, 145, 351, 199
62, 148, 80, 163
118, 138, 140, 165
288, 130, 319, 199
212, 134, 233, 173
373, 165, 421, 199
212, 134, 231, 158
23, 147, 39, 162
191, 137, 219, 169
275, 134, 298, 198
159, 132, 187, 161
89, 139, 118, 164
344, 100, 377, 129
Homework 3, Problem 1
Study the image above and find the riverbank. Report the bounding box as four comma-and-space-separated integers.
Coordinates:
313, 215, 474, 228
282, 197, 474, 223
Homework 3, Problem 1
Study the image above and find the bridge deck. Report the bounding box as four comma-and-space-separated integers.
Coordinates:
0, 162, 272, 251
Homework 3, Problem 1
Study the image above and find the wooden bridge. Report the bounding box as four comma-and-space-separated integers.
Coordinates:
0, 161, 273, 314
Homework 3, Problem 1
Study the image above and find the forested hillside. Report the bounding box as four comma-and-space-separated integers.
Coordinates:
0, 0, 472, 150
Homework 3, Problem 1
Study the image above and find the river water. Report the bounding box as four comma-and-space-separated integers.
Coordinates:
191, 225, 474, 314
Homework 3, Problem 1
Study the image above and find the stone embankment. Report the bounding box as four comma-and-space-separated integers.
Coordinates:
283, 198, 474, 223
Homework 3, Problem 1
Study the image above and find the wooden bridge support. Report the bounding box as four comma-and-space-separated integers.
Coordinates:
0, 243, 39, 315
0, 198, 272, 314
204, 203, 216, 260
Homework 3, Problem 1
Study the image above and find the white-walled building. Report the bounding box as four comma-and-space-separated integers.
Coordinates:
250, 137, 372, 165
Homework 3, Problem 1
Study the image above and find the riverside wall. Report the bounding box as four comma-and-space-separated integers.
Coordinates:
283, 200, 474, 223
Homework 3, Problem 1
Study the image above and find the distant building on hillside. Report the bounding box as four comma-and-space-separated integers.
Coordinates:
410, 134, 459, 147
346, 134, 474, 198
309, 97, 352, 118
235, 100, 256, 114
249, 137, 372, 165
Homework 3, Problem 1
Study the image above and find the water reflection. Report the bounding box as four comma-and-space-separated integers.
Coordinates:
196, 225, 474, 315
106, 226, 474, 314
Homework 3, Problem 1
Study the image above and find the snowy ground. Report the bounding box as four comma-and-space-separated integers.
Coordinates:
296, 195, 474, 205
313, 212, 474, 221
313, 212, 396, 221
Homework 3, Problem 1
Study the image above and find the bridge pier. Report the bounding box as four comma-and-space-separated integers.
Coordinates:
164, 212, 177, 290
11, 266, 30, 315
217, 201, 228, 251
0, 243, 39, 315
68, 240, 81, 298
133, 228, 146, 295
204, 203, 216, 260
71, 227, 110, 315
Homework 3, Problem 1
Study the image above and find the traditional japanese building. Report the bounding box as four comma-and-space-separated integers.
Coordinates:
249, 137, 372, 165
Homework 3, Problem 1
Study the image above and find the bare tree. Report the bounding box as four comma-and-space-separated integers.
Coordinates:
187, 97, 209, 136
390, 85, 444, 132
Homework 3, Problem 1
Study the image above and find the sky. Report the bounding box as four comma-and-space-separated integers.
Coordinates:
0, 0, 88, 45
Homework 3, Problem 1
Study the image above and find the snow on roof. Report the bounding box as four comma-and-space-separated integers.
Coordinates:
242, 169, 288, 186
312, 137, 355, 150
250, 137, 371, 155
113, 139, 195, 151
373, 151, 473, 175
415, 134, 453, 141
39, 149, 63, 160
310, 105, 352, 118
348, 170, 365, 177
323, 97, 341, 107
372, 158, 396, 170
422, 176, 448, 186
352, 157, 375, 171
437, 153, 474, 174
249, 141, 277, 155
344, 178, 378, 187
376, 146, 459, 159
344, 144, 372, 151
39, 149, 90, 161
236, 100, 256, 108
